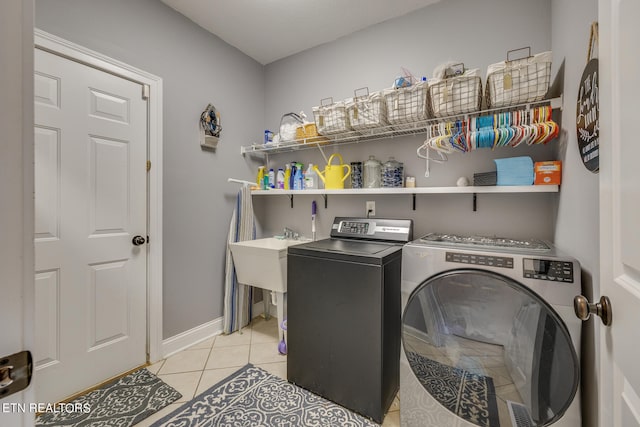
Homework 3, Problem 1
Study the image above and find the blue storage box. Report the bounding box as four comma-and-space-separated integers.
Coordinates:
494, 156, 534, 186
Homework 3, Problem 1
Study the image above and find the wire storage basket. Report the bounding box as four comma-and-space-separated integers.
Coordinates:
346, 88, 388, 133
485, 48, 552, 109
428, 69, 482, 118
383, 80, 430, 130
295, 122, 328, 144
312, 98, 352, 135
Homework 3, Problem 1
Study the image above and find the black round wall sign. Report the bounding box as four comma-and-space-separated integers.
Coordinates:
576, 58, 599, 173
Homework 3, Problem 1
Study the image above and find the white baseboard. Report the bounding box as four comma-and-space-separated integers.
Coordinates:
161, 302, 278, 361
161, 317, 223, 360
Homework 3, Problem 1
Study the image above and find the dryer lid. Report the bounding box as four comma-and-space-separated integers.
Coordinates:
419, 232, 551, 252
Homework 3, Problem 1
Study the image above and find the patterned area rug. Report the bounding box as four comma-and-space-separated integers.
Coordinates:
407, 352, 500, 427
151, 364, 379, 427
36, 368, 182, 426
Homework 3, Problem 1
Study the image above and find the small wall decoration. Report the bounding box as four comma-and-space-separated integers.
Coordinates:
200, 104, 222, 150
576, 22, 599, 173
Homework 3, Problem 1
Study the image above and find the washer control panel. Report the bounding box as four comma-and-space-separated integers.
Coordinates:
331, 217, 413, 242
339, 221, 370, 235
523, 258, 574, 283
445, 252, 514, 269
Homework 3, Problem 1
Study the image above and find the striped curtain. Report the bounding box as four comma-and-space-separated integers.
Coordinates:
223, 185, 255, 334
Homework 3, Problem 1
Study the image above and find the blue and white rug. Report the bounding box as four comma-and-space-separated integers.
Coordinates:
151, 364, 379, 427
36, 368, 182, 426
407, 351, 500, 427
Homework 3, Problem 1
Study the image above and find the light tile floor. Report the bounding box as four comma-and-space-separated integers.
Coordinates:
134, 316, 400, 426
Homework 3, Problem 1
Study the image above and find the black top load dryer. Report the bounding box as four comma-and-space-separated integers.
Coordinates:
287, 217, 413, 423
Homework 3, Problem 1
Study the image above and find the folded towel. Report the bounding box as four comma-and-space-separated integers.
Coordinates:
494, 156, 534, 186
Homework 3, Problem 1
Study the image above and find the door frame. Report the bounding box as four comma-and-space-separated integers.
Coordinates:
34, 29, 164, 364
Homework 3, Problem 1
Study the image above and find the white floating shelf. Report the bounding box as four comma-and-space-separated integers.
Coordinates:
251, 185, 559, 196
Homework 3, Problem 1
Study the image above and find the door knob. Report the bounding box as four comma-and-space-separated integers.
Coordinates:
132, 235, 146, 246
574, 295, 612, 326
0, 351, 32, 398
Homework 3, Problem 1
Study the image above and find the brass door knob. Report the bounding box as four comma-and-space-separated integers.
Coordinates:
574, 295, 612, 326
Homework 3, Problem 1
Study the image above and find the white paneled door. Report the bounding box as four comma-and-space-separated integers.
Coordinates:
34, 48, 148, 404
599, 0, 640, 425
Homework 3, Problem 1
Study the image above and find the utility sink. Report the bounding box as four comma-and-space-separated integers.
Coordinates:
229, 237, 309, 353
229, 237, 309, 292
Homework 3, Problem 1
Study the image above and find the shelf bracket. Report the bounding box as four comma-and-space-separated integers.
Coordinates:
473, 193, 477, 212
289, 195, 294, 209
412, 193, 416, 211
322, 194, 328, 209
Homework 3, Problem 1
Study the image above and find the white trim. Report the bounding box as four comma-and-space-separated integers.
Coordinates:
34, 29, 165, 364
161, 318, 223, 359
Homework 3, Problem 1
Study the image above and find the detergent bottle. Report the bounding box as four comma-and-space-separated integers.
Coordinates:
268, 168, 275, 189
256, 166, 265, 188
293, 163, 304, 190
284, 164, 291, 190
276, 168, 285, 189
304, 163, 319, 189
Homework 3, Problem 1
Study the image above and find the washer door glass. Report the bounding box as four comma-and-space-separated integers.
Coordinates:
402, 269, 578, 427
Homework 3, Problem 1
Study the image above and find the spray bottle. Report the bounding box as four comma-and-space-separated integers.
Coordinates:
290, 162, 297, 189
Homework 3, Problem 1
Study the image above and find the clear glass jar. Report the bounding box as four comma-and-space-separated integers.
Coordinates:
363, 156, 382, 188
382, 157, 404, 188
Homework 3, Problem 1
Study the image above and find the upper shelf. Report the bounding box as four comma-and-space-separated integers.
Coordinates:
241, 97, 563, 155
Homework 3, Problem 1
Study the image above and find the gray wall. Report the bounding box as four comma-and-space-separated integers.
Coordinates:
36, 0, 265, 338
257, 0, 557, 241
34, 12, 602, 418
550, 0, 599, 425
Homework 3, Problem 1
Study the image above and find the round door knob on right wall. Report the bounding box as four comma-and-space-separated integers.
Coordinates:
132, 235, 146, 246
574, 295, 612, 326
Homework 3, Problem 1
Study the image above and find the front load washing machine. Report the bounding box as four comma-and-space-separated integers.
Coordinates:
400, 233, 581, 427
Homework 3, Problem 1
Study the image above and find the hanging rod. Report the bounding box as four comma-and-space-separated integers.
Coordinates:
227, 178, 255, 186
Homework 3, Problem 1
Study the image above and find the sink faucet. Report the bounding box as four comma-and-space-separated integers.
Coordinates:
283, 227, 299, 240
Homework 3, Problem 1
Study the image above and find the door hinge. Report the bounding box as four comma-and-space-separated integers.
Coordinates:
146, 160, 151, 172
142, 84, 150, 100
